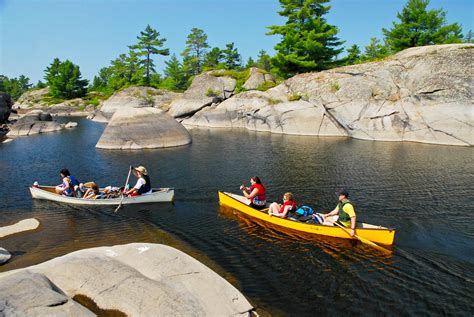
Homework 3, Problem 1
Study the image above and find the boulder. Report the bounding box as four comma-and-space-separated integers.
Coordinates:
13, 87, 50, 109
184, 44, 474, 146
0, 92, 14, 123
6, 110, 63, 137
0, 248, 11, 264
96, 107, 191, 149
0, 271, 95, 316
243, 67, 275, 90
100, 87, 180, 115
0, 218, 40, 238
168, 71, 236, 118
64, 121, 78, 129
0, 243, 254, 316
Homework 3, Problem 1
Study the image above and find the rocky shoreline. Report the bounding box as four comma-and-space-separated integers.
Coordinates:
2, 44, 472, 147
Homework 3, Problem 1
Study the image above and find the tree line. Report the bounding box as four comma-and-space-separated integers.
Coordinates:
1, 0, 472, 101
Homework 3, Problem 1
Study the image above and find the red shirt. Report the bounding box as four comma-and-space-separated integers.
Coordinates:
280, 201, 297, 213
250, 184, 266, 205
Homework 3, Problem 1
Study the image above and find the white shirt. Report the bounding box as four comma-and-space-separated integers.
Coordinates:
133, 178, 152, 195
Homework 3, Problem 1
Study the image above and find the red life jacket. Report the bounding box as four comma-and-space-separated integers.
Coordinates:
250, 184, 266, 206
280, 201, 297, 213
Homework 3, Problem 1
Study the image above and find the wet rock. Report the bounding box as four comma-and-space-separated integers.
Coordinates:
6, 110, 63, 137
0, 248, 11, 264
0, 218, 40, 238
96, 107, 191, 149
64, 121, 78, 129
0, 92, 14, 123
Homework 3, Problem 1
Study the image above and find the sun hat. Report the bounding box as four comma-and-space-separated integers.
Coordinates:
134, 166, 148, 175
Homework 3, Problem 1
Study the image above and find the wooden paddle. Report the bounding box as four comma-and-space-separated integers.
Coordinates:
332, 221, 391, 253
114, 165, 132, 213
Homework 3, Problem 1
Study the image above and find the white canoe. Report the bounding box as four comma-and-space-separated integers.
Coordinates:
30, 186, 174, 205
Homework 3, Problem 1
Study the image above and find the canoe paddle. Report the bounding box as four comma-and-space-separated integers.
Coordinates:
114, 165, 132, 213
332, 221, 391, 253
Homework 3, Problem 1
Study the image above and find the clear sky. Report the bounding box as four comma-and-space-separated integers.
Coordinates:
1, 0, 473, 83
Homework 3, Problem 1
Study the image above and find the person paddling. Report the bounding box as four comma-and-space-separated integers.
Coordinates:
124, 166, 152, 196
322, 189, 357, 237
240, 176, 266, 210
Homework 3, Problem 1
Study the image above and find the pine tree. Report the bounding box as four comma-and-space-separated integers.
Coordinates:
383, 0, 463, 52
0, 75, 31, 100
182, 28, 209, 75
44, 59, 88, 99
129, 25, 169, 86
362, 38, 388, 61
203, 47, 223, 69
344, 44, 361, 65
256, 50, 272, 71
245, 57, 257, 68
267, 0, 344, 78
161, 54, 188, 91
222, 43, 241, 70
464, 30, 474, 43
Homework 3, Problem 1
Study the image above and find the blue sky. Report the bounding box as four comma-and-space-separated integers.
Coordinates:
1, 0, 472, 83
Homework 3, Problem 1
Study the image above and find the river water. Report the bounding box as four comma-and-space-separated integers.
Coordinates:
0, 118, 473, 315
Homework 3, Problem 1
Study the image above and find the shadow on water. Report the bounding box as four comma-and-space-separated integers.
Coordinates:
1, 120, 473, 315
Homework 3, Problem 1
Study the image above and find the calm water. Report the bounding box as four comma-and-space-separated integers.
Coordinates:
0, 118, 473, 315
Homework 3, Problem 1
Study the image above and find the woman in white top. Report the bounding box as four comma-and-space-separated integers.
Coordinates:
124, 166, 152, 196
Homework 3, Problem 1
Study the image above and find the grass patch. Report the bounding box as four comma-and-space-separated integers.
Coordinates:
330, 82, 340, 92
205, 88, 221, 97
268, 98, 283, 105
288, 94, 302, 101
256, 81, 276, 91
212, 69, 250, 94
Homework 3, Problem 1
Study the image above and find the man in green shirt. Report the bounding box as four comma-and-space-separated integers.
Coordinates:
323, 189, 357, 237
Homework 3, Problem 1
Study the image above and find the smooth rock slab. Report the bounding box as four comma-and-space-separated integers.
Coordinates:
0, 271, 94, 316
96, 107, 191, 149
0, 243, 254, 316
0, 218, 40, 238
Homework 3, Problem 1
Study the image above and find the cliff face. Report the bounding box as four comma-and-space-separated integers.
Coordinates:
182, 44, 473, 146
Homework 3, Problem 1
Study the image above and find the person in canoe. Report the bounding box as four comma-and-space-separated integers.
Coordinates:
268, 192, 297, 218
83, 182, 100, 199
321, 189, 357, 237
124, 166, 152, 196
240, 176, 266, 210
55, 168, 79, 197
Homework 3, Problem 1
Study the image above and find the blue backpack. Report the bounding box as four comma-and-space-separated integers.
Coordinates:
295, 206, 314, 217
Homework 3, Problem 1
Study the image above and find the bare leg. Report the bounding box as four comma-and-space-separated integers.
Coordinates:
268, 202, 280, 215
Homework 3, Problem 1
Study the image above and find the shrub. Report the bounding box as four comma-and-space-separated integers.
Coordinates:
330, 82, 340, 92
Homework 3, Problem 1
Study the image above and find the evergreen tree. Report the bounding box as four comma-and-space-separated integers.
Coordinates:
464, 30, 474, 43
36, 80, 47, 89
245, 57, 257, 68
161, 54, 188, 91
181, 28, 209, 75
362, 38, 388, 61
383, 0, 463, 52
44, 59, 88, 99
0, 75, 32, 100
256, 50, 272, 71
203, 47, 223, 69
129, 25, 169, 86
267, 0, 344, 78
345, 44, 361, 65
222, 42, 241, 70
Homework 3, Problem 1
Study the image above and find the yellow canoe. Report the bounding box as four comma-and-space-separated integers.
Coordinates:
218, 191, 396, 246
